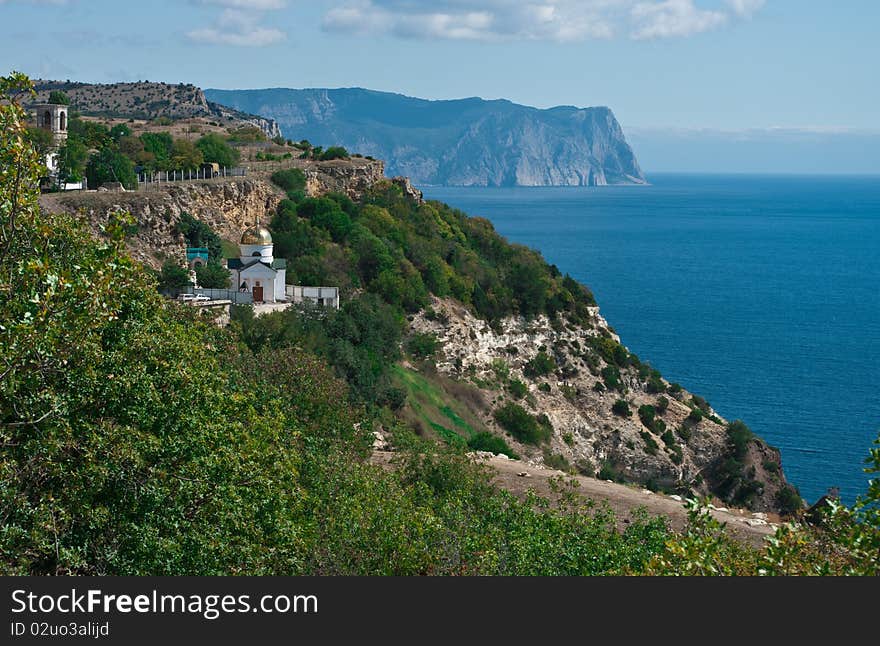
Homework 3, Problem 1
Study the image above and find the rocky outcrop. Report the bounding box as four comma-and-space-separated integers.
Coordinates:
32, 80, 282, 139
204, 87, 646, 187
299, 158, 386, 200
39, 179, 283, 269
410, 296, 792, 513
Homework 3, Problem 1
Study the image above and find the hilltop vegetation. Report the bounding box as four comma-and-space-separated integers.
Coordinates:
3, 73, 879, 575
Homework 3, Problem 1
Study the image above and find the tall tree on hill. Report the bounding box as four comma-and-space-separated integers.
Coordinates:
196, 133, 239, 168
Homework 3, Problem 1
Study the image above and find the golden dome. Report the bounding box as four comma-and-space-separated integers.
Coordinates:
240, 226, 272, 245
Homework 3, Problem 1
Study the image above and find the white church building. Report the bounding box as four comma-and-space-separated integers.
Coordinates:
226, 226, 287, 303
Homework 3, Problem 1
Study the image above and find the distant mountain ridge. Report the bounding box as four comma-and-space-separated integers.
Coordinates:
205, 87, 646, 187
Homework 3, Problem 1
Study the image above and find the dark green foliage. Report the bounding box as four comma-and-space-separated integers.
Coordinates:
656, 395, 669, 414
598, 462, 625, 483
406, 332, 438, 359
641, 432, 660, 455
109, 123, 131, 142
524, 351, 556, 378
48, 89, 70, 105
660, 429, 676, 448
467, 432, 519, 459
538, 382, 551, 393
320, 146, 350, 160
86, 147, 137, 189
176, 212, 223, 262
270, 168, 306, 192
676, 425, 693, 442
646, 370, 665, 394
233, 292, 403, 403
140, 131, 174, 170
543, 451, 571, 473
25, 126, 54, 160
726, 420, 754, 460
775, 485, 803, 516
667, 382, 683, 396
590, 336, 630, 367
196, 133, 240, 167
690, 395, 711, 414
493, 402, 550, 445
195, 262, 230, 289
157, 259, 190, 291
612, 399, 631, 417
56, 137, 88, 183
687, 408, 703, 423
68, 115, 110, 149
601, 364, 623, 392
507, 379, 528, 399
592, 381, 605, 393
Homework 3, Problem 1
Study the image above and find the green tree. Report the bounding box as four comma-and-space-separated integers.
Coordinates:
85, 147, 137, 189
109, 123, 131, 142
171, 138, 204, 171
48, 89, 70, 105
320, 146, 350, 160
25, 126, 54, 161
270, 168, 306, 193
157, 259, 191, 291
56, 137, 88, 183
139, 132, 174, 171
196, 133, 240, 168
196, 262, 231, 289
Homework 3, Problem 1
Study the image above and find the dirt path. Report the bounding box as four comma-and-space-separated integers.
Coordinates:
372, 451, 779, 548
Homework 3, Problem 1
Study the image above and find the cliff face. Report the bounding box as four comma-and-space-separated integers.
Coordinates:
205, 87, 646, 187
38, 158, 387, 268
411, 296, 791, 513
39, 179, 283, 269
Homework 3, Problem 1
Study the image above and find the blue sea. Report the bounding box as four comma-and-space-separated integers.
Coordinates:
424, 175, 880, 504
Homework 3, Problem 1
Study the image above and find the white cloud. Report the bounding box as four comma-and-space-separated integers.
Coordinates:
322, 0, 765, 42
726, 0, 765, 17
631, 0, 726, 40
187, 0, 288, 47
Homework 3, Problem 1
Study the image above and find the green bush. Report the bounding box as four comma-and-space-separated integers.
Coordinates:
195, 262, 230, 289
507, 379, 528, 399
687, 408, 703, 423
157, 260, 190, 291
320, 146, 350, 160
493, 402, 549, 445
775, 484, 803, 516
271, 168, 306, 192
406, 332, 438, 359
538, 382, 551, 393
660, 429, 676, 448
612, 399, 631, 417
467, 432, 519, 459
601, 365, 623, 391
196, 133, 240, 167
656, 395, 669, 414
523, 351, 556, 378
726, 420, 754, 460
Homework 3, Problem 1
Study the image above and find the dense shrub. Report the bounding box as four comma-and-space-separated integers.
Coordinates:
523, 351, 556, 378
507, 379, 528, 399
467, 432, 519, 459
406, 332, 439, 359
612, 399, 631, 417
493, 402, 550, 445
271, 168, 306, 192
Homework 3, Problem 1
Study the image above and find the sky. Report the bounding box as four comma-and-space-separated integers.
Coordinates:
1, 0, 878, 135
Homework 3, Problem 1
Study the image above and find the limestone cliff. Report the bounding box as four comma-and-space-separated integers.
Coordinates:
411, 296, 791, 513
38, 158, 387, 268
